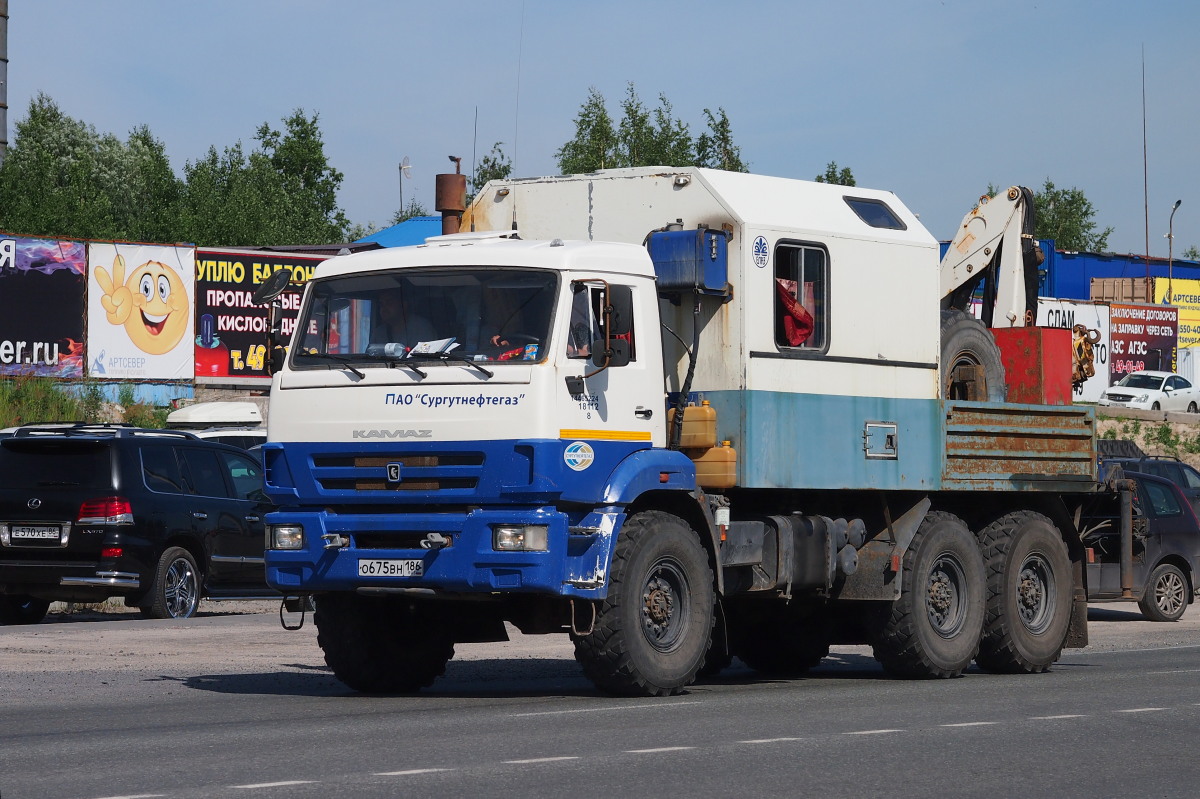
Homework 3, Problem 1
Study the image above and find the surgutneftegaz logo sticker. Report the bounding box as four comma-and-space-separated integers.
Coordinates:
563, 441, 595, 471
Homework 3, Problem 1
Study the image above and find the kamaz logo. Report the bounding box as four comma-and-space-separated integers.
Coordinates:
352, 429, 433, 439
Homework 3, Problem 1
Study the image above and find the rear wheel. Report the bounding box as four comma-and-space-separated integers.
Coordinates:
1139, 563, 1189, 622
975, 511, 1072, 673
143, 547, 200, 619
1189, 402, 1198, 413
940, 310, 1006, 402
316, 593, 455, 692
731, 603, 831, 677
0, 595, 51, 624
871, 511, 985, 678
574, 511, 714, 696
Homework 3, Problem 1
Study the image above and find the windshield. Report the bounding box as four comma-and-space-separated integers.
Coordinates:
291, 268, 558, 366
1117, 373, 1165, 390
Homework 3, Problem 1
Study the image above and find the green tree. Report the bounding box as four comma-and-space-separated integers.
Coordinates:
178, 109, 349, 246
390, 198, 430, 225
555, 87, 618, 174
0, 93, 182, 241
557, 86, 745, 173
1183, 245, 1199, 261
1033, 178, 1113, 252
814, 161, 856, 186
468, 141, 513, 203
694, 107, 747, 172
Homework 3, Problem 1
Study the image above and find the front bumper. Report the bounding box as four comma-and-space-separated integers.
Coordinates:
264, 505, 621, 600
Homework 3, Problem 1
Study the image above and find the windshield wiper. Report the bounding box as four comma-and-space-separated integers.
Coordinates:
422, 350, 494, 379
295, 351, 365, 379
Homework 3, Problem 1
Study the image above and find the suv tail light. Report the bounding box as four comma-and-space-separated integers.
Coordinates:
77, 497, 134, 526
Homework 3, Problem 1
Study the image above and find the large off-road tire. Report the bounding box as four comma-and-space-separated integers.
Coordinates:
315, 593, 455, 693
974, 511, 1073, 673
697, 599, 733, 678
0, 595, 51, 624
871, 511, 985, 678
941, 309, 1006, 402
731, 603, 831, 677
1139, 563, 1189, 622
143, 547, 201, 619
573, 511, 715, 697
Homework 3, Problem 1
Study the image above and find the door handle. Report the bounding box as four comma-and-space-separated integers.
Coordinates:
245, 515, 261, 523
634, 406, 653, 419
192, 511, 209, 520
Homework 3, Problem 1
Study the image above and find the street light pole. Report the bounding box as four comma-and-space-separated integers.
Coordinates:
1168, 199, 1182, 303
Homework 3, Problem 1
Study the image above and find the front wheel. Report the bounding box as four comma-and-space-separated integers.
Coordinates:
1152, 401, 1162, 410
142, 547, 200, 619
316, 593, 455, 693
975, 511, 1073, 673
574, 511, 715, 696
870, 511, 985, 678
1139, 563, 1189, 622
0, 595, 51, 624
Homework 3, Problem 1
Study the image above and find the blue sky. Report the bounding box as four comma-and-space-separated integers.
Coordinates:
6, 0, 1198, 256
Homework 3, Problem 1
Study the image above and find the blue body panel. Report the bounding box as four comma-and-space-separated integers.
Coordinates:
702, 390, 944, 490
262, 438, 694, 598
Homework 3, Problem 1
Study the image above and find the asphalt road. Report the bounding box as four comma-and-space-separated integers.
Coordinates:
3, 601, 1200, 799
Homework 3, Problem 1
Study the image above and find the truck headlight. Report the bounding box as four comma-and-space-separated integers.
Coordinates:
492, 524, 549, 551
268, 524, 305, 550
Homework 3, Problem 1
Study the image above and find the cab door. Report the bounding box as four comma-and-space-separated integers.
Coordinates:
556, 280, 661, 448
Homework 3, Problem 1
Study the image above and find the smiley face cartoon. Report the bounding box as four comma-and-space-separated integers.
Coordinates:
95, 255, 191, 355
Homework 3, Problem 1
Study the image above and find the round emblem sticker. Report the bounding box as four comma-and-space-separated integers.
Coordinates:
752, 235, 769, 268
564, 441, 595, 471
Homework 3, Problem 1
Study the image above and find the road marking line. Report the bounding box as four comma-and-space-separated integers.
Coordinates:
92, 795, 166, 799
503, 756, 581, 764
233, 781, 316, 789
625, 746, 695, 754
1148, 668, 1200, 674
1029, 714, 1087, 720
1069, 644, 1200, 655
940, 721, 999, 727
1115, 707, 1166, 713
844, 729, 904, 735
376, 768, 451, 776
512, 701, 701, 717
740, 737, 806, 744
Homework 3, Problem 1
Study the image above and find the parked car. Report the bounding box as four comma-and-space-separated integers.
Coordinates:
0, 424, 276, 624
1080, 470, 1200, 621
1101, 455, 1200, 517
191, 426, 268, 451
1098, 370, 1200, 412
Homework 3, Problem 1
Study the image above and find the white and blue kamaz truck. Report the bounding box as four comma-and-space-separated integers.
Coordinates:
262, 168, 1099, 696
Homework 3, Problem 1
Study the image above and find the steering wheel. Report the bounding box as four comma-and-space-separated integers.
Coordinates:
493, 333, 540, 347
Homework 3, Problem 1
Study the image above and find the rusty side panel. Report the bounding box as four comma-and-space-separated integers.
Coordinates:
941, 401, 1097, 491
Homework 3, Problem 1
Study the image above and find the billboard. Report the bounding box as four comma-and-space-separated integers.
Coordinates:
0, 235, 87, 378
1108, 303, 1178, 382
1155, 278, 1200, 349
194, 249, 321, 381
87, 243, 196, 380
1036, 299, 1110, 403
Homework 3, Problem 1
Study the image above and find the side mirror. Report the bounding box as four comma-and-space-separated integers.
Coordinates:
592, 338, 630, 368
606, 285, 633, 336
269, 346, 287, 375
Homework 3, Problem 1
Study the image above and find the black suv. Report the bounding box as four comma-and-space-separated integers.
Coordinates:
1081, 470, 1200, 621
0, 425, 276, 624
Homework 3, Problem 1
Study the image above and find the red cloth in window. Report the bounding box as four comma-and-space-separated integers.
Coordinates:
775, 278, 814, 346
